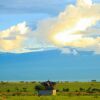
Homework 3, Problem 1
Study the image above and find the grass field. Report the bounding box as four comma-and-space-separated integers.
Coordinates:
0, 81, 100, 100
0, 96, 100, 100
0, 81, 100, 93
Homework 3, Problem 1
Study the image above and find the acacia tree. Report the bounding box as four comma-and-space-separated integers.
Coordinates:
41, 81, 56, 90
35, 80, 56, 91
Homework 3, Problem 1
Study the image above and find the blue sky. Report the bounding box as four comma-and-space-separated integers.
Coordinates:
0, 0, 100, 31
0, 50, 100, 81
0, 0, 99, 14
0, 0, 100, 81
0, 0, 75, 30
0, 0, 75, 14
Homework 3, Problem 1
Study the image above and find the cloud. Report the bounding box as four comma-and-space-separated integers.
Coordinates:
0, 22, 31, 52
50, 0, 100, 54
0, 22, 55, 53
0, 0, 100, 54
61, 48, 78, 55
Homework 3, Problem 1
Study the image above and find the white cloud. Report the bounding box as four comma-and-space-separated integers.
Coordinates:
50, 0, 100, 54
0, 0, 100, 54
0, 21, 55, 53
61, 48, 72, 54
61, 48, 78, 55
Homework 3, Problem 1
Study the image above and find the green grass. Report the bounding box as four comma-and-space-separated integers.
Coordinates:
0, 81, 100, 100
0, 96, 100, 100
0, 81, 100, 93
55, 82, 100, 91
0, 82, 39, 93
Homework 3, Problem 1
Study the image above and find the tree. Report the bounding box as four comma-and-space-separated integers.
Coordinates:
15, 87, 19, 92
91, 80, 96, 82
35, 85, 45, 91
7, 89, 10, 92
35, 81, 56, 91
23, 87, 27, 92
63, 88, 69, 92
41, 80, 56, 90
86, 87, 92, 93
79, 88, 84, 92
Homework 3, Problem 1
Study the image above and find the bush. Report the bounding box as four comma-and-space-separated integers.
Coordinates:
62, 88, 69, 92
35, 85, 45, 91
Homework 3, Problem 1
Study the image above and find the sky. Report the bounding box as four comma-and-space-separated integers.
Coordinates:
0, 0, 100, 81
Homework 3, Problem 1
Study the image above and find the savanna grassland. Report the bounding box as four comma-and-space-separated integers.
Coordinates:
0, 81, 100, 100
